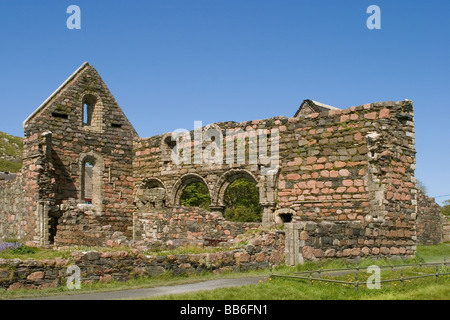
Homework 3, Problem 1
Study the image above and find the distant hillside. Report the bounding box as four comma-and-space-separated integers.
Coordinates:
0, 131, 23, 173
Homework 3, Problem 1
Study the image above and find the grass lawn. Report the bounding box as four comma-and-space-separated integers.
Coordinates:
148, 274, 449, 300
145, 244, 450, 300
416, 243, 450, 262
146, 264, 449, 300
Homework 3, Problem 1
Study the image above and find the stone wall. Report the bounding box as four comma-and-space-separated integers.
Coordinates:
132, 119, 280, 226
416, 190, 444, 245
277, 101, 416, 223
132, 100, 417, 252
0, 174, 26, 241
20, 63, 137, 246
52, 200, 130, 247
285, 220, 416, 264
278, 101, 417, 262
0, 231, 284, 291
1, 62, 423, 262
443, 219, 450, 243
134, 206, 261, 249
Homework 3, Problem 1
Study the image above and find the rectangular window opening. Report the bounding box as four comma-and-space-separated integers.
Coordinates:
111, 123, 122, 128
51, 112, 69, 119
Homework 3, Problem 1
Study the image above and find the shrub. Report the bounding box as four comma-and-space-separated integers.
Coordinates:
181, 182, 211, 211
10, 244, 37, 254
442, 199, 450, 217
0, 241, 37, 254
223, 178, 261, 222
0, 241, 22, 253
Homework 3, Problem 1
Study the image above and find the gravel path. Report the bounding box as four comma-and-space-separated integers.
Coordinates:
19, 276, 263, 300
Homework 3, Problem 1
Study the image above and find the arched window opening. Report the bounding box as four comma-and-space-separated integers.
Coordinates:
82, 94, 98, 127
79, 153, 104, 211
223, 178, 261, 222
180, 181, 211, 211
82, 160, 94, 204
83, 103, 89, 125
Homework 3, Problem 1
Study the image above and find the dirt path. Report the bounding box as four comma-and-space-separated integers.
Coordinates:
18, 276, 263, 300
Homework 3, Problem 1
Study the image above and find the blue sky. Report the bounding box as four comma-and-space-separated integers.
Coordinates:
0, 0, 449, 204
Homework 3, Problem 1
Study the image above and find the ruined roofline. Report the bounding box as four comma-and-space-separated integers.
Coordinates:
309, 99, 340, 111
22, 61, 90, 129
293, 99, 341, 118
135, 99, 413, 141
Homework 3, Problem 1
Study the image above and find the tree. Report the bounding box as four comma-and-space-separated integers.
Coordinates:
223, 178, 261, 222
442, 199, 450, 217
180, 182, 211, 211
417, 179, 427, 194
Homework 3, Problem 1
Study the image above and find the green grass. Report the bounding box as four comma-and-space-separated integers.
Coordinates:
0, 243, 235, 261
0, 246, 71, 260
0, 159, 22, 173
147, 272, 449, 300
145, 244, 228, 256
0, 131, 23, 173
147, 261, 450, 300
145, 245, 450, 300
416, 243, 450, 263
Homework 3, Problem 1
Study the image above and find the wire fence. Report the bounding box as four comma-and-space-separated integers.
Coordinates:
270, 260, 450, 292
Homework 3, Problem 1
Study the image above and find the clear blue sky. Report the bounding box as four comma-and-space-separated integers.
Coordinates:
0, 0, 449, 204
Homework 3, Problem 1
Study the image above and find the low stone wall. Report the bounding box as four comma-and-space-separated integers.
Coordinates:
416, 190, 444, 245
284, 220, 416, 264
54, 201, 132, 247
0, 231, 284, 291
134, 206, 261, 249
443, 219, 450, 243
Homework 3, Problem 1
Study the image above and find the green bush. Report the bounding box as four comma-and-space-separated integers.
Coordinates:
180, 182, 211, 211
10, 244, 37, 255
224, 205, 261, 222
223, 178, 261, 222
442, 200, 450, 216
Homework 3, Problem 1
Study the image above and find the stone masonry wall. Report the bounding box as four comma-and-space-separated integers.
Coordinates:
132, 119, 280, 226
416, 189, 444, 245
443, 219, 450, 243
0, 174, 26, 241
285, 220, 415, 264
53, 200, 129, 247
132, 100, 417, 262
22, 63, 137, 246
134, 206, 261, 249
0, 231, 284, 291
280, 101, 417, 263
2, 62, 422, 265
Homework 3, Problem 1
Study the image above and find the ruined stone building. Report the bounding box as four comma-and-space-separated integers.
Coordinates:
0, 62, 445, 263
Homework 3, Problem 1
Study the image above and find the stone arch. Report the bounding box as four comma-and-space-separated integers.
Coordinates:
135, 178, 167, 211
274, 208, 295, 224
79, 151, 105, 211
213, 169, 259, 207
79, 91, 104, 132
172, 174, 211, 207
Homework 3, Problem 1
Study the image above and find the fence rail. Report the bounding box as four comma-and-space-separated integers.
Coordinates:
270, 260, 450, 292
